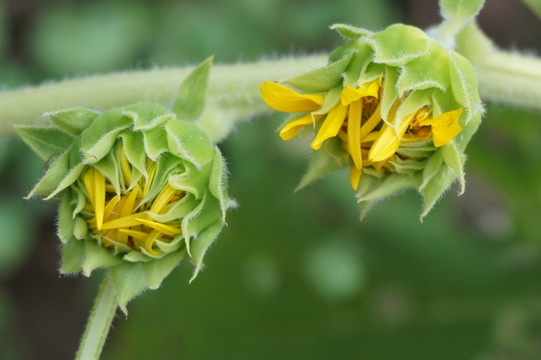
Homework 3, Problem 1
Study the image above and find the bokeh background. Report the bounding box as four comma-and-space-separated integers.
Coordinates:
1, 0, 541, 359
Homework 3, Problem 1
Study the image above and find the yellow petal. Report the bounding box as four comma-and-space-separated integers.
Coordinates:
419, 108, 464, 147
369, 112, 415, 162
350, 166, 362, 191
137, 218, 181, 237
310, 103, 348, 150
279, 113, 316, 141
359, 102, 381, 138
119, 148, 132, 187
260, 81, 324, 113
340, 80, 380, 106
93, 168, 106, 231
144, 229, 161, 255
101, 213, 149, 230
347, 100, 363, 169
149, 184, 180, 214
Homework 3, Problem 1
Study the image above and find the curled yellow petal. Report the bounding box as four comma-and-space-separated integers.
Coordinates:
260, 81, 325, 113
279, 113, 320, 141
350, 166, 362, 191
340, 80, 380, 106
419, 108, 464, 147
310, 103, 348, 150
347, 100, 363, 169
368, 112, 415, 162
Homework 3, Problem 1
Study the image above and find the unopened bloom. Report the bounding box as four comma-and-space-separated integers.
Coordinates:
261, 23, 483, 219
16, 58, 235, 311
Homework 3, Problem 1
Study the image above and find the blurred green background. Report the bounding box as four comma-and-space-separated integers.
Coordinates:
1, 0, 541, 359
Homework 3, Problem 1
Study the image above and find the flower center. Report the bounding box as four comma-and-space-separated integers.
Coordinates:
81, 151, 184, 255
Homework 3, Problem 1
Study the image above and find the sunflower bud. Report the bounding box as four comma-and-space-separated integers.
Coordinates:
261, 23, 483, 219
16, 57, 235, 312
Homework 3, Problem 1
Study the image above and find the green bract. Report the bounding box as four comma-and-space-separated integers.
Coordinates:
15, 57, 235, 312
264, 23, 483, 220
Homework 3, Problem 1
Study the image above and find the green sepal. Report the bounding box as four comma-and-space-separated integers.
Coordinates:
82, 240, 122, 277
120, 131, 147, 179
168, 163, 211, 200
343, 46, 374, 87
108, 263, 148, 314
14, 125, 74, 162
173, 55, 214, 123
142, 124, 168, 161
25, 148, 70, 199
149, 193, 198, 223
440, 0, 485, 22
208, 147, 234, 221
189, 220, 223, 282
394, 89, 432, 129
420, 150, 443, 191
285, 53, 354, 93
140, 249, 185, 289
380, 66, 399, 122
45, 108, 99, 136
390, 158, 427, 175
73, 217, 88, 240
142, 154, 181, 204
185, 195, 222, 241
330, 23, 372, 40
166, 119, 214, 168
58, 192, 75, 243
297, 137, 350, 191
420, 165, 456, 220
368, 24, 430, 66
43, 163, 85, 201
448, 52, 482, 125
121, 102, 171, 131
59, 237, 85, 274
396, 45, 451, 95
80, 108, 131, 164
93, 151, 121, 195
441, 142, 466, 194
313, 85, 342, 116
329, 42, 360, 63
356, 173, 421, 202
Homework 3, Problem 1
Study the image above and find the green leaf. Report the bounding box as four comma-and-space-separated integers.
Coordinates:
173, 55, 214, 122
45, 107, 99, 135
120, 131, 147, 178
285, 53, 354, 93
140, 249, 185, 289
14, 125, 74, 161
59, 237, 85, 274
440, 0, 485, 22
297, 137, 350, 191
109, 263, 148, 314
165, 119, 214, 168
330, 23, 372, 39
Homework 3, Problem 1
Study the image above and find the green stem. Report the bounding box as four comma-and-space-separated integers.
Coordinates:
0, 56, 327, 142
75, 275, 117, 360
456, 23, 541, 111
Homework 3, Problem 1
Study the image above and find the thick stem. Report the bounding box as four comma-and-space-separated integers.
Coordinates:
456, 23, 541, 111
0, 56, 327, 141
75, 275, 117, 360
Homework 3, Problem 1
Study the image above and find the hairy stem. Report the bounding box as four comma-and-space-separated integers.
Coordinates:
75, 275, 117, 360
0, 56, 327, 142
457, 23, 541, 111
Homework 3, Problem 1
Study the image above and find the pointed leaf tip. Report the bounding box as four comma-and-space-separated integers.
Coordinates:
173, 55, 214, 123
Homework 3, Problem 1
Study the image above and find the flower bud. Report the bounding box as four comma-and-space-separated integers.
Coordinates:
261, 23, 483, 220
16, 57, 235, 312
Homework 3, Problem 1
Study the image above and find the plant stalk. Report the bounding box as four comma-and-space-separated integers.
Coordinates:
75, 275, 117, 360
